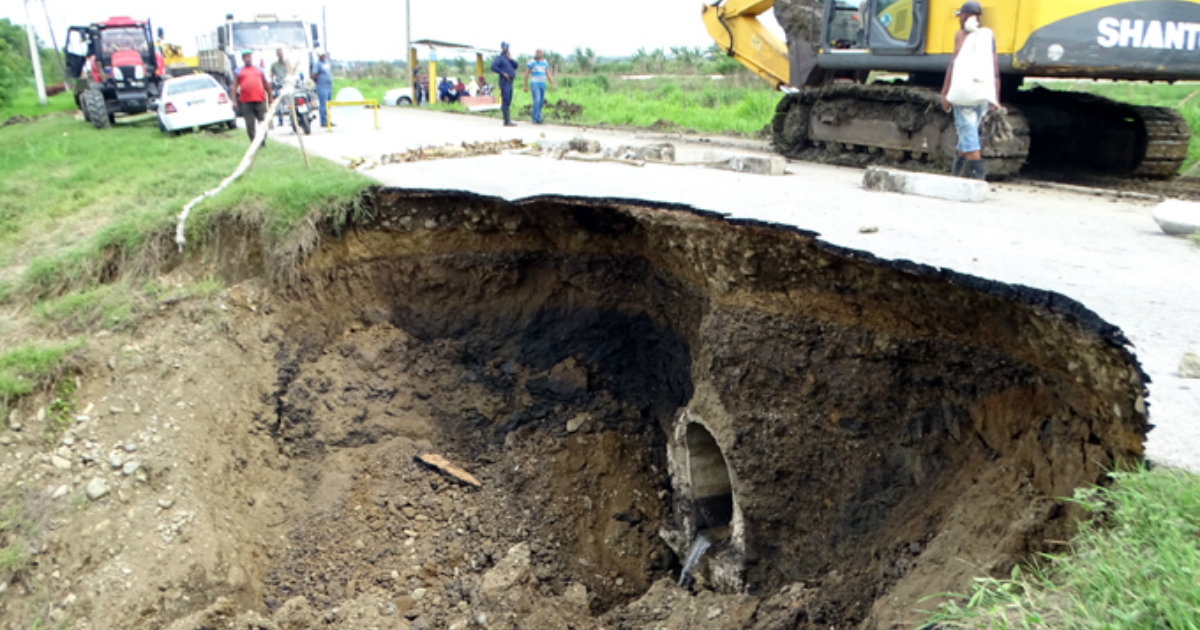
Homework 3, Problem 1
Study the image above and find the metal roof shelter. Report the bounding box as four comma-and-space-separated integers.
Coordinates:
408, 39, 501, 106
412, 39, 500, 56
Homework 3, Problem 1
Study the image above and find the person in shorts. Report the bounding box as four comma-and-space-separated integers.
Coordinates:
939, 1, 1000, 179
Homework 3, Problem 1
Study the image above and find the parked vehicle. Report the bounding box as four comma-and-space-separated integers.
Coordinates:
197, 13, 323, 95
273, 80, 317, 135
705, 0, 1199, 178
156, 73, 237, 136
63, 16, 163, 129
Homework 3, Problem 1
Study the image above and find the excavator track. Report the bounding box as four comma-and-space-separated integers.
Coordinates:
772, 84, 1189, 180
772, 83, 1030, 178
1012, 87, 1190, 180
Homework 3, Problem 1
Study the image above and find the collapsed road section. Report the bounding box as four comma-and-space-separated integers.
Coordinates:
211, 188, 1147, 629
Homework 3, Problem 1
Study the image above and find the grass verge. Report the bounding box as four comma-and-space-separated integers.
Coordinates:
1, 114, 372, 301
0, 105, 371, 417
925, 467, 1200, 629
0, 85, 76, 121
0, 341, 82, 422
345, 73, 775, 136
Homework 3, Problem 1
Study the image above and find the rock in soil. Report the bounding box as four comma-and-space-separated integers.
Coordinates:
85, 477, 109, 501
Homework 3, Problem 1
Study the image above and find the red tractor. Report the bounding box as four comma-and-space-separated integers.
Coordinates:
63, 16, 164, 129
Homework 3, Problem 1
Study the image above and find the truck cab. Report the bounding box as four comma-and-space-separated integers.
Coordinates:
199, 14, 322, 91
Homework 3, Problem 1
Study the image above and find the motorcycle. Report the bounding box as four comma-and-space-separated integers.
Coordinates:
273, 79, 317, 135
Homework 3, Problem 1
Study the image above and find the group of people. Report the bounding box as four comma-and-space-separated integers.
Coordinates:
409, 72, 492, 106
436, 77, 471, 103
231, 4, 993, 177
489, 42, 555, 126
233, 48, 334, 143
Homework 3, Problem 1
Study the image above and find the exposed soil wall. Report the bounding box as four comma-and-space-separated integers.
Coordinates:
0, 188, 1148, 630
256, 188, 1147, 628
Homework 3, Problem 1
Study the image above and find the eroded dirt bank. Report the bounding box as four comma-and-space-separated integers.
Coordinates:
0, 189, 1148, 630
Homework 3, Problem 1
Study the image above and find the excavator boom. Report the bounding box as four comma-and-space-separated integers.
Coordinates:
701, 0, 791, 90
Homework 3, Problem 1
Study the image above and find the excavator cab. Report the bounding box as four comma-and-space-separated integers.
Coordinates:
823, 0, 926, 53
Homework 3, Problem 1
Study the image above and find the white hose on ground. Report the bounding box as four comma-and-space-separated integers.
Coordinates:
174, 76, 299, 252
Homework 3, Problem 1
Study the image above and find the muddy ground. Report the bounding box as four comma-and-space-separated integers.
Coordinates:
0, 189, 1147, 629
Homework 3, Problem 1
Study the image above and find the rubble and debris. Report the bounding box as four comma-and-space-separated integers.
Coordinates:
374, 139, 527, 167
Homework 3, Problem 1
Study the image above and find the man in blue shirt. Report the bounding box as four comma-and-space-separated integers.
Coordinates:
312, 51, 334, 128
490, 42, 518, 126
524, 49, 555, 124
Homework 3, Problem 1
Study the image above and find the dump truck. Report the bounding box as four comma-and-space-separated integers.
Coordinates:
195, 13, 323, 92
704, 0, 1199, 178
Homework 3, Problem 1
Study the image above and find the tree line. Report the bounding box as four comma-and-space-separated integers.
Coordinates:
0, 19, 62, 108
341, 45, 748, 81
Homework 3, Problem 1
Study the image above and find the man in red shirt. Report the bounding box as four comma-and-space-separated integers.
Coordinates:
234, 50, 272, 143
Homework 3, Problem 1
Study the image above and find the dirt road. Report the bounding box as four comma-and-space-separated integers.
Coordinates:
273, 106, 1200, 472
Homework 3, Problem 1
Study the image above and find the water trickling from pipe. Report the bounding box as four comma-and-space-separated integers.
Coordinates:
678, 532, 712, 587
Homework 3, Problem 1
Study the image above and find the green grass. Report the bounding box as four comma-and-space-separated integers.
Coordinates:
0, 84, 76, 121
336, 77, 410, 105
0, 112, 370, 416
0, 341, 82, 415
43, 377, 76, 444
33, 284, 134, 332
351, 72, 776, 136
0, 114, 372, 300
537, 75, 776, 135
925, 467, 1200, 630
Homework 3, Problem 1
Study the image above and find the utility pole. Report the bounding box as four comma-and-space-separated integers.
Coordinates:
40, 0, 65, 81
23, 0, 47, 105
405, 0, 411, 73
322, 5, 328, 54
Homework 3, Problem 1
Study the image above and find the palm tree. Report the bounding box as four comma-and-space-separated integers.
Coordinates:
572, 46, 596, 73
670, 46, 702, 73
545, 50, 565, 74
650, 48, 667, 74
632, 47, 650, 73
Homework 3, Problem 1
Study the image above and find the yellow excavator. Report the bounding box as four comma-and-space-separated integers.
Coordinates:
703, 0, 1198, 178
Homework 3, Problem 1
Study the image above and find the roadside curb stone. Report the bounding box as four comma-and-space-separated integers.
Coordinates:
862, 166, 988, 202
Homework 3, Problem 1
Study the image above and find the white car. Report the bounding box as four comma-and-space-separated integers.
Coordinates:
157, 73, 238, 136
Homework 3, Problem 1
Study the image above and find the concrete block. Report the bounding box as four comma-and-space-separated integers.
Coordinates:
701, 152, 788, 176
862, 166, 988, 203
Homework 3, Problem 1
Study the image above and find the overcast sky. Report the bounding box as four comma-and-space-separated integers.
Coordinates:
4, 0, 785, 61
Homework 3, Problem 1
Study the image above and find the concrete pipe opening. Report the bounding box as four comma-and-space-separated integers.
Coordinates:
685, 423, 734, 531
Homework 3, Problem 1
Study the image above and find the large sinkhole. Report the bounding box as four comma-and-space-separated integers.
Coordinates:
246, 189, 1148, 629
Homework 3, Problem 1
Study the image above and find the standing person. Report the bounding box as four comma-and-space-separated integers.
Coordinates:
235, 50, 271, 143
939, 0, 1000, 180
412, 68, 426, 104
312, 51, 334, 128
269, 48, 288, 128
524, 49, 555, 124
490, 41, 518, 126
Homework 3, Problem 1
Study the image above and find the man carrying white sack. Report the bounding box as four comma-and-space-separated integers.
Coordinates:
939, 0, 1001, 180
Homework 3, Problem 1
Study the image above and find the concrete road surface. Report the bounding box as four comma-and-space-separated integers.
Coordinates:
271, 106, 1200, 472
